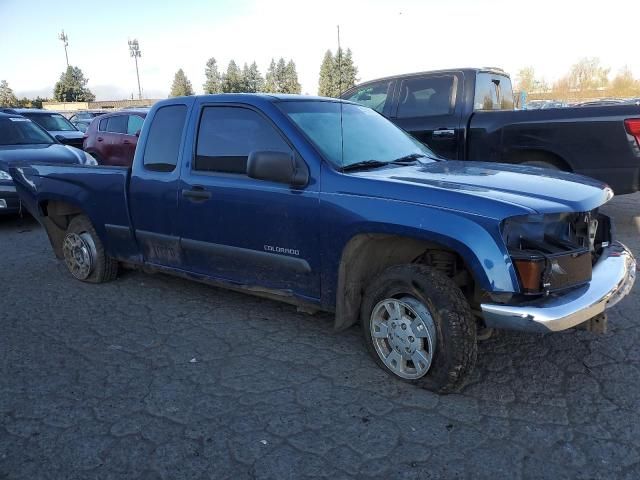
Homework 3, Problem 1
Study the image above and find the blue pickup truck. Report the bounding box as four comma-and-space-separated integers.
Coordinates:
10, 94, 636, 392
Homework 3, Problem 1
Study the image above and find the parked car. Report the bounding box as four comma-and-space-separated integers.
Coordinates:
83, 109, 147, 166
69, 110, 107, 133
573, 99, 627, 107
0, 112, 96, 215
341, 68, 640, 194
10, 95, 635, 392
10, 108, 85, 149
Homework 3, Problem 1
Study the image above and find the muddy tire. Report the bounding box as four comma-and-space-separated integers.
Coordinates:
361, 264, 477, 393
62, 215, 118, 283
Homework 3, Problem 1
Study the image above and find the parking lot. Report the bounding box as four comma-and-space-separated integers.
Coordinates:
0, 193, 638, 479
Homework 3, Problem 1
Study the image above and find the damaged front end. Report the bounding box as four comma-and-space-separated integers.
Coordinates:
479, 209, 635, 333
502, 210, 611, 296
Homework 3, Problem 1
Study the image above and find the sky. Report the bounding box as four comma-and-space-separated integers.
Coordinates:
1, 0, 639, 100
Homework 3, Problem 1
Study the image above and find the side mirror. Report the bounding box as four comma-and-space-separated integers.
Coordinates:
134, 129, 141, 137
54, 134, 67, 144
246, 150, 308, 186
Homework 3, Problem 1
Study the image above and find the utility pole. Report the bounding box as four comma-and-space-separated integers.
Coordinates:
128, 39, 142, 100
58, 30, 69, 68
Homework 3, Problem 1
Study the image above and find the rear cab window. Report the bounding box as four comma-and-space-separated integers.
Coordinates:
142, 105, 188, 172
474, 72, 514, 111
396, 75, 457, 118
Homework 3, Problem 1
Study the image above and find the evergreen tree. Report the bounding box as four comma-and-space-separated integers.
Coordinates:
221, 60, 244, 93
169, 69, 194, 97
0, 80, 18, 107
317, 48, 359, 97
244, 61, 265, 93
265, 59, 278, 93
318, 50, 335, 97
275, 58, 287, 93
283, 60, 301, 94
338, 48, 358, 93
203, 57, 222, 94
53, 66, 95, 102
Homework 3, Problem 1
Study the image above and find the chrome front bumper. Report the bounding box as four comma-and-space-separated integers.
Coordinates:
481, 242, 636, 333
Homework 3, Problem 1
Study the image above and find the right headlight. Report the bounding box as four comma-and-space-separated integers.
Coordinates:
0, 169, 11, 181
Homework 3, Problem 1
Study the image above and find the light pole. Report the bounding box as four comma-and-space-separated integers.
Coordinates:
128, 39, 142, 100
58, 30, 69, 68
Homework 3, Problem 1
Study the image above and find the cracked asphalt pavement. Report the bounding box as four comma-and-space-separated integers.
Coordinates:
1, 193, 639, 479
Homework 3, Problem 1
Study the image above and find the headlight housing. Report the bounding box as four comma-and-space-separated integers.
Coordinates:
502, 211, 611, 295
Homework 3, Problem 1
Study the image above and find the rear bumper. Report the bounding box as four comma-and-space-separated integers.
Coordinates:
0, 184, 20, 214
481, 242, 636, 333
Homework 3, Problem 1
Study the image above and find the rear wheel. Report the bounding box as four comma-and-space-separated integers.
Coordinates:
62, 215, 118, 283
361, 264, 477, 393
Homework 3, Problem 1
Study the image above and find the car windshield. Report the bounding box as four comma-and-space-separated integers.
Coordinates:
0, 117, 54, 145
23, 112, 77, 132
279, 101, 436, 169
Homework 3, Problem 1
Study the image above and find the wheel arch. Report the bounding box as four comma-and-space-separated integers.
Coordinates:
504, 148, 573, 171
38, 198, 88, 258
333, 232, 489, 331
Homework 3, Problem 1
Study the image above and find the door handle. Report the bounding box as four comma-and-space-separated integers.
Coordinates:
97, 137, 103, 142
123, 139, 131, 144
182, 187, 211, 201
432, 128, 455, 138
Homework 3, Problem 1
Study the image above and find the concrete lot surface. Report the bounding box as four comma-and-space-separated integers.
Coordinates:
1, 193, 639, 479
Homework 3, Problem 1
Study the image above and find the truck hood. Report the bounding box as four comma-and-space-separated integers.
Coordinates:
350, 160, 613, 217
0, 144, 92, 171
47, 130, 84, 139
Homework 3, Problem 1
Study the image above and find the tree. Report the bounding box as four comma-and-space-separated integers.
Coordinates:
275, 58, 287, 92
265, 59, 278, 93
53, 66, 95, 102
317, 48, 358, 97
221, 60, 244, 93
568, 57, 610, 93
244, 61, 265, 93
282, 60, 301, 94
611, 66, 640, 98
318, 50, 335, 97
263, 58, 300, 94
515, 67, 535, 94
203, 57, 222, 94
169, 69, 194, 97
336, 48, 358, 94
0, 80, 18, 107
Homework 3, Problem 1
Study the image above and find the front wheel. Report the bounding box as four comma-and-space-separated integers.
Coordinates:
62, 215, 118, 283
361, 264, 477, 393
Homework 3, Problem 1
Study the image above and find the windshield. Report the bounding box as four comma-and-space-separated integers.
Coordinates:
23, 112, 77, 132
0, 117, 54, 145
279, 101, 436, 168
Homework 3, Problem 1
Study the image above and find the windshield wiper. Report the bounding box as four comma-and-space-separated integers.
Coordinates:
341, 153, 431, 172
341, 160, 390, 172
390, 153, 427, 163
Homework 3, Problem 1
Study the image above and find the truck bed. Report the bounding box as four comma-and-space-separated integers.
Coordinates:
10, 164, 137, 260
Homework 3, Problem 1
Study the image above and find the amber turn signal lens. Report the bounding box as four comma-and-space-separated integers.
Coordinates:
514, 259, 544, 293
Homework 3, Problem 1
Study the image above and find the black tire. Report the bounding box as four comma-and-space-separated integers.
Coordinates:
360, 264, 477, 393
63, 215, 118, 283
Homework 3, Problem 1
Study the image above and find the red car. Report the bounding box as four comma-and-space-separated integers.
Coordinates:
83, 109, 148, 166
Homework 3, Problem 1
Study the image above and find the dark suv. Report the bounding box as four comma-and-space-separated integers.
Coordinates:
83, 109, 148, 166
